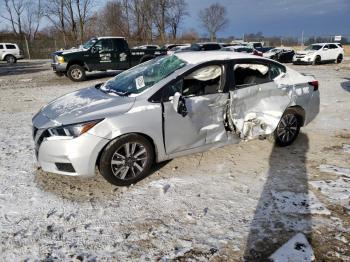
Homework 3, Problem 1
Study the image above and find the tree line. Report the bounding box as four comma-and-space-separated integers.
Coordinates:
0, 0, 229, 49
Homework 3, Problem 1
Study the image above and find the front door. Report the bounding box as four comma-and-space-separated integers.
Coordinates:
163, 64, 229, 154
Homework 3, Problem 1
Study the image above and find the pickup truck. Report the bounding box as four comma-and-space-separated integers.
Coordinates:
51, 37, 167, 81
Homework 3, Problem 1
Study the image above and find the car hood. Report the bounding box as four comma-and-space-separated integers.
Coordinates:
52, 48, 86, 57
33, 86, 135, 129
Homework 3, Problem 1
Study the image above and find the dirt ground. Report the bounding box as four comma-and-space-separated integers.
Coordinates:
0, 59, 349, 261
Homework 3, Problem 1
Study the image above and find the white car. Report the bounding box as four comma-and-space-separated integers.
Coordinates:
0, 43, 24, 63
293, 43, 344, 65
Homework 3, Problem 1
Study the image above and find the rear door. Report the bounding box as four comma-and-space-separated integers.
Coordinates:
162, 63, 230, 154
228, 60, 291, 140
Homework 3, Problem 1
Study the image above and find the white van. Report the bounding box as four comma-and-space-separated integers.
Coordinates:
0, 43, 24, 63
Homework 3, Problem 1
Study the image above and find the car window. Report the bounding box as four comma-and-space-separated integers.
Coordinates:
181, 65, 224, 97
5, 44, 16, 49
0, 44, 3, 49
329, 44, 338, 49
203, 44, 221, 51
233, 63, 270, 88
269, 63, 285, 79
111, 39, 126, 51
323, 44, 330, 49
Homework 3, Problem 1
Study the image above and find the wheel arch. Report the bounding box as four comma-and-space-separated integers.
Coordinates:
67, 60, 86, 70
284, 105, 305, 126
95, 132, 159, 170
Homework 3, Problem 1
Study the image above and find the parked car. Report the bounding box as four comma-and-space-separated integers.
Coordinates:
264, 47, 295, 63
162, 44, 188, 51
182, 42, 222, 52
33, 52, 320, 186
132, 44, 160, 50
51, 37, 167, 81
222, 45, 263, 56
167, 44, 191, 55
0, 43, 24, 63
293, 43, 344, 65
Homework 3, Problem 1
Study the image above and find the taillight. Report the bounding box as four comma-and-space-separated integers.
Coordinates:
309, 80, 319, 91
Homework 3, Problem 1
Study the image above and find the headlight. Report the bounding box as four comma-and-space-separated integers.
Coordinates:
48, 120, 102, 138
56, 55, 65, 63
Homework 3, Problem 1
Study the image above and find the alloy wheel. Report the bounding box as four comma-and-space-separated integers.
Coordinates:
71, 68, 82, 80
276, 114, 299, 144
110, 142, 148, 180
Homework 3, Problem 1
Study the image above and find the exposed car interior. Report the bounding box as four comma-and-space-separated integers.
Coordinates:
182, 65, 223, 96
233, 63, 269, 87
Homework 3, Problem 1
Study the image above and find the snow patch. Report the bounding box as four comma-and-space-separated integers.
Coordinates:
343, 144, 350, 153
309, 179, 350, 210
319, 164, 350, 178
269, 233, 315, 262
271, 190, 331, 215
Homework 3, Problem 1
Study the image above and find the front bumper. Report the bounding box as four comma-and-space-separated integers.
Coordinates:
16, 54, 24, 60
35, 132, 110, 177
51, 62, 68, 72
293, 56, 313, 65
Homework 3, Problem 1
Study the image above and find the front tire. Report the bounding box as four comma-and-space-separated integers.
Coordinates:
99, 134, 155, 186
312, 56, 321, 65
5, 55, 16, 64
273, 111, 301, 147
67, 64, 86, 81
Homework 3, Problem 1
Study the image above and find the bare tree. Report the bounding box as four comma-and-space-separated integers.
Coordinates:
97, 0, 127, 36
75, 0, 94, 44
152, 0, 169, 42
44, 0, 68, 47
1, 0, 26, 37
167, 0, 187, 40
23, 0, 44, 40
199, 3, 228, 41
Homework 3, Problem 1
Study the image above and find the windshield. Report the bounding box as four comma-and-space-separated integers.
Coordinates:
83, 38, 98, 49
305, 44, 322, 51
101, 55, 187, 95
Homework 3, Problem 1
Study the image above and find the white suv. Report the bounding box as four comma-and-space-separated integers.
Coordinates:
293, 43, 344, 65
0, 43, 24, 63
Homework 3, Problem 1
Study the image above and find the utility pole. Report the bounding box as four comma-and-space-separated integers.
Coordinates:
301, 30, 304, 50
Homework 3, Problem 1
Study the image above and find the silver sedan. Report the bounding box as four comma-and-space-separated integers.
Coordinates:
32, 51, 320, 186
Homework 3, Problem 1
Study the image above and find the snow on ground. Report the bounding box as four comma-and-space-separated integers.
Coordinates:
0, 60, 350, 261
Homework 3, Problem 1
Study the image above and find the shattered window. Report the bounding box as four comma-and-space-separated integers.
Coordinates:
182, 65, 223, 96
233, 63, 270, 87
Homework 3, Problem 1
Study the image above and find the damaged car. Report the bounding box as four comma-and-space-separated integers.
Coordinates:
32, 52, 320, 186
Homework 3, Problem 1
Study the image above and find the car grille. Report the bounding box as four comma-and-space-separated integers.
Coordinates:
295, 55, 305, 58
32, 126, 50, 158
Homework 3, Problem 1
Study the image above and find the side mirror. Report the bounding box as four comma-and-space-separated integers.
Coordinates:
323, 47, 328, 51
172, 92, 188, 117
91, 46, 98, 54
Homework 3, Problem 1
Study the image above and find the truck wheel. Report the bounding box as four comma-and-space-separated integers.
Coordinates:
336, 54, 343, 64
99, 134, 155, 186
5, 55, 17, 64
67, 64, 86, 81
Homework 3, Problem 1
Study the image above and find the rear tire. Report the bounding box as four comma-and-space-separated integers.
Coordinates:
5, 55, 16, 64
273, 110, 301, 147
67, 64, 86, 82
336, 54, 343, 64
99, 134, 155, 186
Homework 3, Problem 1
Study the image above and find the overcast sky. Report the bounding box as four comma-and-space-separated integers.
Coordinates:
183, 0, 350, 38
1, 0, 349, 38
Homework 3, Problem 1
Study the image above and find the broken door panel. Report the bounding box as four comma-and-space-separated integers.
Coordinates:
164, 93, 229, 154
229, 81, 291, 140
